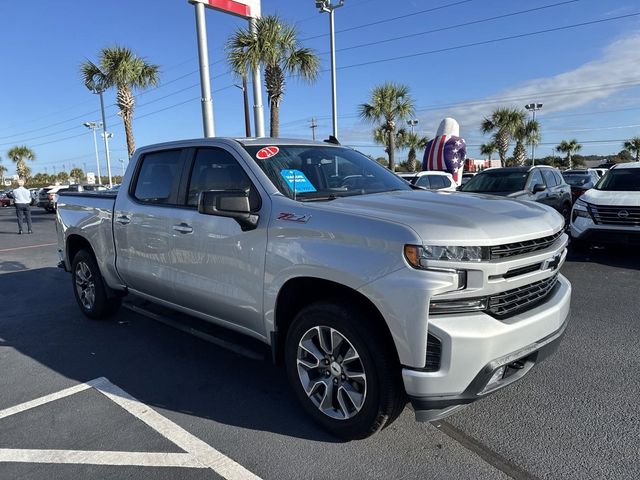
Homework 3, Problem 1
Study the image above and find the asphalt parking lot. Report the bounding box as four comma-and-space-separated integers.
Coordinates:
1, 206, 639, 480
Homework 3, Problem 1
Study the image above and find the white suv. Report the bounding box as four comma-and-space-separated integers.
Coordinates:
398, 171, 457, 191
570, 162, 640, 245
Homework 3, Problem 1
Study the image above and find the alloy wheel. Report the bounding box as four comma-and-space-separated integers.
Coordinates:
296, 326, 367, 420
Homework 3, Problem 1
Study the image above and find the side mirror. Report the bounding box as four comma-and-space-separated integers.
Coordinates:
198, 189, 259, 231
532, 183, 546, 193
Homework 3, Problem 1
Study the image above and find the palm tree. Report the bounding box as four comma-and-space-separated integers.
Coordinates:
623, 136, 640, 162
0, 163, 7, 185
226, 16, 319, 138
70, 167, 85, 182
360, 83, 415, 171
7, 145, 36, 178
81, 46, 160, 158
398, 132, 430, 172
479, 141, 497, 160
513, 120, 540, 166
480, 107, 526, 166
555, 139, 582, 169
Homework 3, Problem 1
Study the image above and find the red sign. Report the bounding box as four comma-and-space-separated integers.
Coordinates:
256, 146, 279, 160
190, 0, 260, 18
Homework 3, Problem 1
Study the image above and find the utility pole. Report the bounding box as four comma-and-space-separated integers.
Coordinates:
309, 117, 318, 141
249, 18, 265, 137
316, 0, 344, 140
234, 77, 252, 137
525, 103, 543, 166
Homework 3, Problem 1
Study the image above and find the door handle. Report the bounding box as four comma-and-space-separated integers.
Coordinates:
116, 215, 131, 225
172, 223, 193, 234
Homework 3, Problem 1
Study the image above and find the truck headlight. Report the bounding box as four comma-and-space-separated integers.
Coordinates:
571, 199, 591, 222
404, 244, 487, 266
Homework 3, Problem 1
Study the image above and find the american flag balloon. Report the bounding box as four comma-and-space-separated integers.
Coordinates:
422, 135, 467, 184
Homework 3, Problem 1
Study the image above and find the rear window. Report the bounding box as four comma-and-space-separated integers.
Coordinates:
461, 170, 528, 193
429, 175, 447, 189
133, 149, 183, 204
562, 174, 591, 187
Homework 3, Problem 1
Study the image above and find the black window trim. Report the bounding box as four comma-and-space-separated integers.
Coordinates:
178, 145, 263, 213
128, 147, 190, 206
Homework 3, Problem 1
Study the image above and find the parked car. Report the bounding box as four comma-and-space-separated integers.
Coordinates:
57, 138, 570, 439
570, 162, 640, 246
29, 188, 39, 206
0, 192, 12, 207
461, 165, 572, 223
38, 185, 69, 212
398, 171, 457, 191
562, 170, 600, 203
460, 172, 475, 186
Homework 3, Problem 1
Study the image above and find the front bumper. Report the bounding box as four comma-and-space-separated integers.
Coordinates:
571, 219, 640, 245
404, 274, 571, 421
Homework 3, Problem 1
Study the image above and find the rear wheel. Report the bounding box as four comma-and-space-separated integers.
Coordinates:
71, 249, 121, 319
561, 202, 571, 226
285, 301, 406, 439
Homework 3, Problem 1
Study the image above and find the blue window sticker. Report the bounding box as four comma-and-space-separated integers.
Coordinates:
280, 169, 317, 193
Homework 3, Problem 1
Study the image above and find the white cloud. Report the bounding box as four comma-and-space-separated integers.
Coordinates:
339, 33, 640, 153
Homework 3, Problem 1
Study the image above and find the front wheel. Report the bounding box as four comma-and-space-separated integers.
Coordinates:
71, 249, 121, 319
285, 301, 406, 439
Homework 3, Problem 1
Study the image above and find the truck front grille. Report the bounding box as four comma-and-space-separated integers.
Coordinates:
588, 205, 640, 227
425, 334, 442, 372
490, 231, 563, 259
488, 274, 559, 318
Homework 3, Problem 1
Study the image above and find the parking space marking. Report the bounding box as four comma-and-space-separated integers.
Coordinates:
0, 377, 262, 480
0, 243, 57, 253
0, 450, 202, 468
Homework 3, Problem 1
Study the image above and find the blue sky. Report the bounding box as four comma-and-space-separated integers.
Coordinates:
1, 0, 639, 175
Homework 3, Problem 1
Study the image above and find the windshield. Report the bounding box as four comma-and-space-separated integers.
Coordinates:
461, 170, 528, 193
595, 168, 640, 191
243, 144, 411, 200
562, 174, 591, 187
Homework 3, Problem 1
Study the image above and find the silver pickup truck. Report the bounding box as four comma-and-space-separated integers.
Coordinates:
57, 138, 571, 439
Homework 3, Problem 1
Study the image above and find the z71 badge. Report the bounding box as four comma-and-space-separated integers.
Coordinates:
277, 212, 312, 223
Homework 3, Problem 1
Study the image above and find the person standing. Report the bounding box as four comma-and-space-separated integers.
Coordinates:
12, 179, 33, 234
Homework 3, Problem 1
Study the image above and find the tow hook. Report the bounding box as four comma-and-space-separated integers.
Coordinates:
508, 360, 526, 370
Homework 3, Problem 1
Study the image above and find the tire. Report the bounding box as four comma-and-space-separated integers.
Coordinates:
561, 202, 571, 227
71, 249, 121, 319
285, 301, 406, 439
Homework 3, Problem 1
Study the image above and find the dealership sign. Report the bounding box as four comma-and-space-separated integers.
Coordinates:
188, 0, 260, 18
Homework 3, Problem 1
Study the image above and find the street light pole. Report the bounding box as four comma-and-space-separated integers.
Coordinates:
96, 90, 114, 188
525, 102, 543, 166
84, 121, 103, 185
317, 0, 344, 140
249, 18, 265, 138
407, 119, 418, 135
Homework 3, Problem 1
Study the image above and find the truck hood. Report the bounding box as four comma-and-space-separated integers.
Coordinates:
321, 190, 563, 245
581, 189, 640, 206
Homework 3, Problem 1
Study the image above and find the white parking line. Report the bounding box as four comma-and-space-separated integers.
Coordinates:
0, 377, 262, 480
0, 243, 57, 253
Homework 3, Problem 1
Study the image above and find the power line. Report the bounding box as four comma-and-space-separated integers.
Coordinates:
335, 12, 640, 71
301, 0, 474, 41
327, 0, 580, 55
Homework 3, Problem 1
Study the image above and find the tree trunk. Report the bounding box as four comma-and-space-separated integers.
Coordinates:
496, 131, 509, 167
388, 127, 396, 172
117, 86, 136, 158
407, 148, 416, 172
513, 141, 527, 166
270, 99, 280, 138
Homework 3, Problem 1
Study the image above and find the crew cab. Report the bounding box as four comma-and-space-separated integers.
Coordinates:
56, 138, 571, 439
570, 162, 640, 246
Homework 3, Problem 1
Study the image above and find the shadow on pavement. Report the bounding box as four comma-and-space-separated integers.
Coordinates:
565, 243, 640, 270
0, 267, 341, 444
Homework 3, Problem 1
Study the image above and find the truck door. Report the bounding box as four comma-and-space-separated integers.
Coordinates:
113, 148, 187, 302
169, 146, 268, 336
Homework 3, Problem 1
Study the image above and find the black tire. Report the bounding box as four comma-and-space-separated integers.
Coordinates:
561, 202, 571, 227
71, 249, 121, 320
285, 301, 406, 440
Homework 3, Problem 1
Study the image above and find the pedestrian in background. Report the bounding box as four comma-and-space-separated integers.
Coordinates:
12, 178, 33, 234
